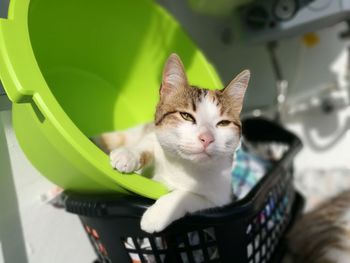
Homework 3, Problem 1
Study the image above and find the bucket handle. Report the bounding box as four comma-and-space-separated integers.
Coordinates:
0, 18, 35, 103
0, 17, 52, 122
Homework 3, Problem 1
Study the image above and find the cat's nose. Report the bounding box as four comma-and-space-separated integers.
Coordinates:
198, 132, 215, 149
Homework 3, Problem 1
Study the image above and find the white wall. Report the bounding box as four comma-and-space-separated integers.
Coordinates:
285, 105, 350, 210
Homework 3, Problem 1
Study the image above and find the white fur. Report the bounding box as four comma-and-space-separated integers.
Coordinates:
156, 96, 240, 163
109, 95, 239, 233
110, 148, 141, 173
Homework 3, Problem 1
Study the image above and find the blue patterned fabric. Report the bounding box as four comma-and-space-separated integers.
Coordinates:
232, 148, 271, 199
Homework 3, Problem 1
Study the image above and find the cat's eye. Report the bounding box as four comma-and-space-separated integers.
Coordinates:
180, 112, 196, 123
217, 120, 231, 127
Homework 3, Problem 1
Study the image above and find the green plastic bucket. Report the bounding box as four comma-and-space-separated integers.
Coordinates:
0, 0, 222, 199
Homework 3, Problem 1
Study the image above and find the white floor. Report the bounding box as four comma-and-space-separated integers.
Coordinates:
0, 111, 95, 263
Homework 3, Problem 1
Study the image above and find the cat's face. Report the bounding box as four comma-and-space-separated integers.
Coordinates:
155, 54, 250, 163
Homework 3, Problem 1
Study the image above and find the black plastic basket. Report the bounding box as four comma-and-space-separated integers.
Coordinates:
63, 118, 304, 263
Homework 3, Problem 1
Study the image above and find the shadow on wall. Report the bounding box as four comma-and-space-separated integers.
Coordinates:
301, 111, 350, 152
285, 105, 350, 152
0, 114, 28, 263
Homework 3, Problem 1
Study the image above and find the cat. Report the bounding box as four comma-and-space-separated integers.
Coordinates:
93, 54, 250, 233
285, 190, 350, 263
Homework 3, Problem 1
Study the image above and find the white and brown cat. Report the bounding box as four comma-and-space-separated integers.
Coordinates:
93, 54, 250, 233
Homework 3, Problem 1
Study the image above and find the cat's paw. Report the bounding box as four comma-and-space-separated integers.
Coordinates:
110, 148, 140, 173
140, 206, 172, 233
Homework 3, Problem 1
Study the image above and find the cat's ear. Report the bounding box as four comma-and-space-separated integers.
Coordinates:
160, 53, 188, 97
223, 69, 250, 113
